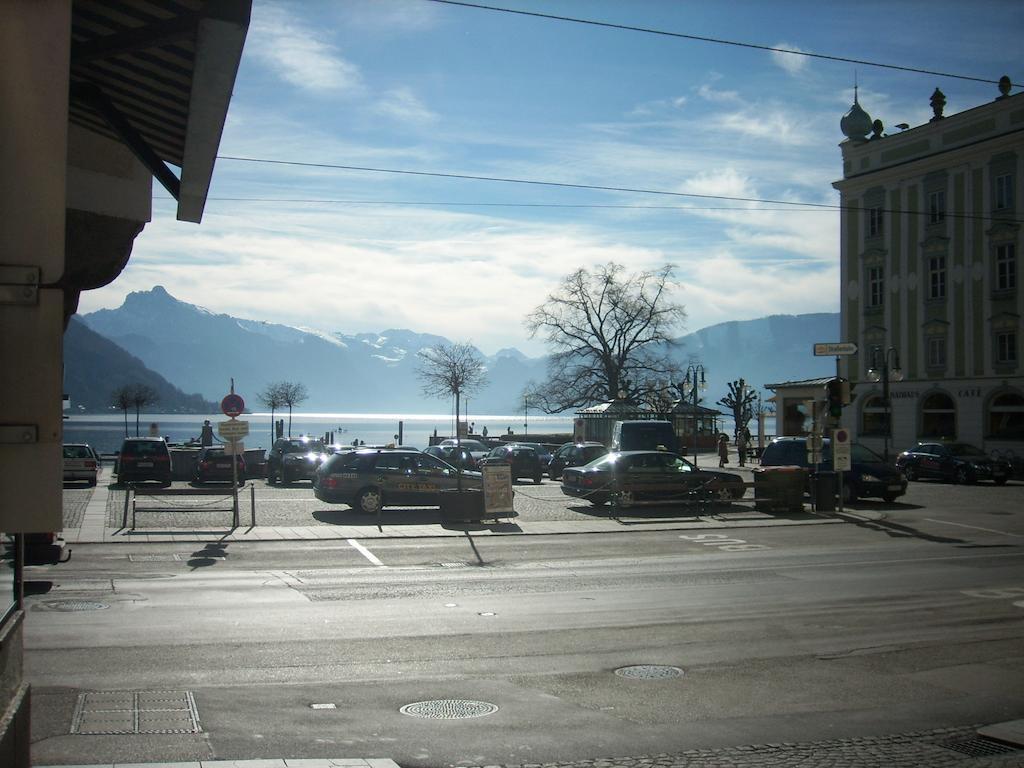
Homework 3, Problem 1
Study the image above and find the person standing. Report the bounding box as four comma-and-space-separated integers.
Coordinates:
737, 429, 748, 467
200, 420, 214, 446
718, 434, 729, 467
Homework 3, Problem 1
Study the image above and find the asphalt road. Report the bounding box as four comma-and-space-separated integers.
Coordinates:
24, 479, 1024, 767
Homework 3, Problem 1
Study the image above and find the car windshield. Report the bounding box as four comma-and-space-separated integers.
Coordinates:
851, 443, 885, 463
947, 443, 986, 457
283, 440, 325, 453
63, 445, 93, 459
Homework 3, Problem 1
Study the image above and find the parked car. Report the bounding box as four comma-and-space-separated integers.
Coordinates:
611, 420, 679, 453
896, 442, 1012, 485
759, 436, 907, 503
313, 448, 482, 513
439, 438, 490, 464
479, 444, 545, 483
116, 437, 172, 486
547, 442, 609, 480
515, 442, 553, 467
266, 437, 328, 484
63, 443, 100, 486
424, 444, 478, 470
561, 450, 745, 507
193, 446, 246, 485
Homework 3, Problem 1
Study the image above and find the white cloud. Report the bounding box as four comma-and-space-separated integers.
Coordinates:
697, 82, 740, 103
373, 87, 438, 125
770, 43, 809, 76
247, 5, 363, 92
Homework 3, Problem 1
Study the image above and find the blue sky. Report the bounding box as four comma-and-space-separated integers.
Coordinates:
79, 0, 1022, 356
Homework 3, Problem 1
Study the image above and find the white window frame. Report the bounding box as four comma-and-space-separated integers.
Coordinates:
996, 243, 1017, 291
928, 255, 946, 299
928, 190, 945, 224
927, 336, 947, 368
996, 331, 1018, 365
867, 206, 884, 237
866, 265, 884, 308
995, 173, 1015, 210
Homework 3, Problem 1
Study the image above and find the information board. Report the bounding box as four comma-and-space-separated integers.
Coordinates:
482, 464, 514, 516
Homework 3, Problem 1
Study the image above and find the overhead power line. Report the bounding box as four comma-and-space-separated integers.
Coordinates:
424, 0, 1009, 86
214, 155, 1024, 224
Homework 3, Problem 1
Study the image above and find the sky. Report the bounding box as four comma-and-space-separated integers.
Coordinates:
78, 0, 1022, 356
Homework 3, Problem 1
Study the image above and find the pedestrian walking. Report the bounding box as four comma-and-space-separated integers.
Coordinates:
737, 430, 748, 467
718, 434, 729, 467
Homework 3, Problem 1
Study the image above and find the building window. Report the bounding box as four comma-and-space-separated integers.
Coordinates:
867, 265, 884, 308
920, 392, 956, 439
860, 395, 889, 436
928, 190, 945, 224
995, 173, 1015, 210
928, 255, 946, 299
996, 243, 1017, 291
927, 336, 947, 369
996, 331, 1018, 365
987, 392, 1024, 438
867, 206, 884, 237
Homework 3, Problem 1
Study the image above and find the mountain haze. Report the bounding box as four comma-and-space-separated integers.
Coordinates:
74, 287, 838, 414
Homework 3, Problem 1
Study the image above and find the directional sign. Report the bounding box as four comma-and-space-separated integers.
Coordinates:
221, 393, 245, 418
224, 441, 245, 455
814, 342, 858, 356
218, 419, 249, 441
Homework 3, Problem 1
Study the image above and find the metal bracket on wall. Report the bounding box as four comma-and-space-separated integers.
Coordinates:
0, 266, 40, 305
0, 425, 39, 445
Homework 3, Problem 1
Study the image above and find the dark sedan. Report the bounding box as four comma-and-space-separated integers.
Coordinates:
424, 444, 478, 471
896, 442, 1012, 485
548, 442, 609, 480
313, 448, 482, 513
267, 437, 328, 484
193, 447, 245, 485
561, 450, 745, 507
479, 444, 544, 483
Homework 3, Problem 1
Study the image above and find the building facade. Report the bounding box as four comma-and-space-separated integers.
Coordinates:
833, 82, 1023, 462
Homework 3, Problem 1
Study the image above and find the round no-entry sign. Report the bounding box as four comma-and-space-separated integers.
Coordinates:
221, 393, 245, 418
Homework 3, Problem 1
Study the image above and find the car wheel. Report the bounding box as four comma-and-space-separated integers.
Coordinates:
882, 493, 898, 503
533, 472, 543, 484
954, 466, 971, 484
87, 477, 97, 487
903, 465, 917, 481
616, 490, 635, 508
267, 469, 278, 485
994, 477, 1008, 486
355, 487, 383, 514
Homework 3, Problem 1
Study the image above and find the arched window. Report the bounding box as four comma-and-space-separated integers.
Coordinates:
921, 392, 956, 438
988, 392, 1024, 438
861, 395, 889, 436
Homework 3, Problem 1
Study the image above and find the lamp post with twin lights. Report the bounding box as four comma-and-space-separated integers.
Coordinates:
866, 346, 903, 463
680, 364, 706, 466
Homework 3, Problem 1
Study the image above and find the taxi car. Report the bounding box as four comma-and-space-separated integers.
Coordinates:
561, 450, 745, 507
313, 448, 482, 513
63, 443, 100, 486
267, 436, 328, 484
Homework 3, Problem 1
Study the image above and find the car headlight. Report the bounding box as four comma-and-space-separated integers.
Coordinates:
861, 473, 881, 483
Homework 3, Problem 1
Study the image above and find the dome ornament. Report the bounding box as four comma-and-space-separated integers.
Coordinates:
930, 88, 946, 122
840, 84, 873, 142
997, 75, 1012, 100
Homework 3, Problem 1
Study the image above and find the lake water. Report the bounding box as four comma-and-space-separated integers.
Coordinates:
63, 412, 575, 454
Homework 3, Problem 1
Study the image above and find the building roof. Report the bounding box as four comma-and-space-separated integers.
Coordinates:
69, 0, 250, 222
765, 377, 832, 391
576, 400, 654, 416
670, 401, 724, 417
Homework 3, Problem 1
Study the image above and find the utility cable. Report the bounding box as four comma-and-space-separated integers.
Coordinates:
424, 0, 1010, 86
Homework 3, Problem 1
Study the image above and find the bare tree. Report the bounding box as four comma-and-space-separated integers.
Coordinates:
128, 383, 159, 436
257, 382, 288, 444
525, 263, 686, 412
417, 342, 489, 489
111, 385, 134, 437
280, 381, 308, 437
717, 378, 758, 440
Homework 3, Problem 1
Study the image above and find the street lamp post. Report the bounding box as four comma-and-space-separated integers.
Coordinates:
681, 364, 707, 466
866, 346, 903, 463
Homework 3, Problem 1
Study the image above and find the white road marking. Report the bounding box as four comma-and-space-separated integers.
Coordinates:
924, 518, 1023, 537
347, 538, 386, 567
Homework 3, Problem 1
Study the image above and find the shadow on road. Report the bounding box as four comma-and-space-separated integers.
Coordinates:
187, 541, 229, 570
834, 511, 967, 544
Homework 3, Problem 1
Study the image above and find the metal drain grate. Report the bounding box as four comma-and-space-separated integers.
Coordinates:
71, 690, 201, 735
614, 665, 684, 679
438, 562, 469, 568
399, 699, 498, 719
128, 553, 181, 562
43, 599, 109, 612
943, 737, 1020, 757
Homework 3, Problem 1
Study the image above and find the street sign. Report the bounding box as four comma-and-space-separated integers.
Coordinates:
833, 427, 851, 472
218, 419, 249, 441
221, 393, 245, 418
224, 441, 244, 455
482, 464, 514, 516
814, 342, 858, 356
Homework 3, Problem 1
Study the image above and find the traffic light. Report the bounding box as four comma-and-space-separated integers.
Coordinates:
825, 378, 844, 419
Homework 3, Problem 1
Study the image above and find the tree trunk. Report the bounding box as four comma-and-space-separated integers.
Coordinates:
287, 405, 293, 437
270, 406, 275, 447
454, 389, 462, 492
135, 406, 141, 436
123, 408, 128, 437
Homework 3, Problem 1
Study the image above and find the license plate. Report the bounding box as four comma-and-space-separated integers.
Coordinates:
137, 461, 153, 468
887, 484, 902, 491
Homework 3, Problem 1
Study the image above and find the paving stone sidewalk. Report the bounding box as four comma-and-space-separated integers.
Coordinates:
463, 726, 1024, 768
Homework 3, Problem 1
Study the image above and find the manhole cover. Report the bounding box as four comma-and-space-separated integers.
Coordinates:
399, 699, 498, 719
71, 690, 201, 735
438, 562, 469, 568
614, 665, 683, 679
43, 600, 109, 612
129, 554, 181, 562
943, 737, 1020, 757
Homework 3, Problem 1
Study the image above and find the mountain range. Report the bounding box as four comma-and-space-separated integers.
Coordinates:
68, 286, 838, 414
